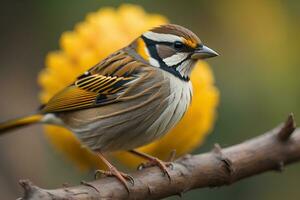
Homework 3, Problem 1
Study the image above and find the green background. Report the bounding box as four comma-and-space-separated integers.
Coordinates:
0, 0, 299, 199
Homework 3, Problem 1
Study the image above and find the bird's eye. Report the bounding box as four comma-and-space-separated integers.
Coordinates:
173, 41, 184, 50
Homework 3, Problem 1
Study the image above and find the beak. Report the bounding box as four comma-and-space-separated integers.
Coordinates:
191, 45, 219, 60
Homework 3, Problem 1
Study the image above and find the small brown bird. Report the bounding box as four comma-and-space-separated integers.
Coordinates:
0, 24, 218, 190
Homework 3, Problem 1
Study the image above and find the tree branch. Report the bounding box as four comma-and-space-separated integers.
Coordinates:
19, 114, 300, 200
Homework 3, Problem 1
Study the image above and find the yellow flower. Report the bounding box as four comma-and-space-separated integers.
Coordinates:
38, 4, 219, 170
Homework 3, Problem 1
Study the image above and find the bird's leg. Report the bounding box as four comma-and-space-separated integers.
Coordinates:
129, 150, 172, 181
94, 152, 134, 193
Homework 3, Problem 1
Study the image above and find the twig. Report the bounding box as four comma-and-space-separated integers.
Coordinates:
19, 114, 300, 200
278, 113, 296, 141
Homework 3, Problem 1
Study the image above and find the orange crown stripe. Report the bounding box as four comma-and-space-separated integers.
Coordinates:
183, 38, 198, 48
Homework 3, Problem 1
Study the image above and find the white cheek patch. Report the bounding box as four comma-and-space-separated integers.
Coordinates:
143, 31, 183, 43
163, 53, 189, 66
149, 57, 160, 68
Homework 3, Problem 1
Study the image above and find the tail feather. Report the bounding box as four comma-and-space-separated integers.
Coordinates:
0, 114, 43, 135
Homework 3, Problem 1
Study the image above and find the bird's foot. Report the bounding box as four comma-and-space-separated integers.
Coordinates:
138, 157, 173, 181
94, 167, 134, 193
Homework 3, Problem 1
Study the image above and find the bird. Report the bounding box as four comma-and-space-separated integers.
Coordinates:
0, 24, 218, 191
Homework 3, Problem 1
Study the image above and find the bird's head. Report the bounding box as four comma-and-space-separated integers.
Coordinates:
130, 24, 218, 81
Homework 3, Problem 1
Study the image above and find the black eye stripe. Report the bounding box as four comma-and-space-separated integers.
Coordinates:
153, 41, 194, 52
140, 38, 193, 51
141, 36, 189, 81
174, 41, 184, 49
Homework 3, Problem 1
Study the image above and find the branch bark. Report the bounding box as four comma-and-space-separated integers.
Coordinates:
19, 114, 299, 200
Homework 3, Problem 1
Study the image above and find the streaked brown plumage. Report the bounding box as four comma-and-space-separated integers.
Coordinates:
0, 24, 218, 191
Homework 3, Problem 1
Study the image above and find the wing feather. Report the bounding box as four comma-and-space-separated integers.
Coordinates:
41, 86, 98, 112
41, 50, 139, 113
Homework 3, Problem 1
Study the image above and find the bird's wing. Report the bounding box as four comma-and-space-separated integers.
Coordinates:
41, 51, 141, 113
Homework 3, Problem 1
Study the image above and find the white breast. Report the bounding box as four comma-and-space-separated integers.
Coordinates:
145, 73, 192, 140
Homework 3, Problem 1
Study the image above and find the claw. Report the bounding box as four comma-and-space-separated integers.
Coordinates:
94, 168, 133, 193
153, 158, 172, 181
94, 169, 106, 179
95, 152, 134, 194
168, 162, 174, 170
124, 174, 135, 186
137, 163, 145, 171
129, 150, 173, 182
137, 162, 154, 170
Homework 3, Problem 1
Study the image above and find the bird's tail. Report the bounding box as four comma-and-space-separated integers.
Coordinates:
0, 114, 43, 135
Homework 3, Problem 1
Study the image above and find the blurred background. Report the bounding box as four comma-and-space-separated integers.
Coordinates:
0, 0, 299, 199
